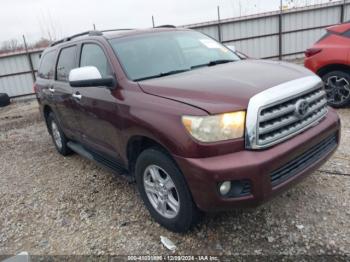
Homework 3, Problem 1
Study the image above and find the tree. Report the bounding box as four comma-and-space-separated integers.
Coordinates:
0, 39, 23, 53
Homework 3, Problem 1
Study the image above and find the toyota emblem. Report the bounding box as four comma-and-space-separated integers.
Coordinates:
295, 99, 309, 118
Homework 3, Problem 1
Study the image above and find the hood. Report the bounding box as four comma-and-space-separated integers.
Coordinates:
138, 60, 314, 114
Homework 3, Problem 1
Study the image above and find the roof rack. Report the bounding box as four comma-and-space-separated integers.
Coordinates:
100, 29, 134, 33
49, 29, 135, 47
154, 25, 176, 28
50, 30, 103, 47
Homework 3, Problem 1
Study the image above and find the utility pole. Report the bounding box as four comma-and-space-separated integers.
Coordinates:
93, 24, 96, 30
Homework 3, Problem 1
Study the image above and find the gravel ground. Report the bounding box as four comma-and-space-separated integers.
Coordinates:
0, 99, 349, 258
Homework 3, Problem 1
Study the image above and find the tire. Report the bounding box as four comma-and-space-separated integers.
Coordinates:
47, 112, 72, 156
0, 93, 10, 107
322, 70, 350, 108
135, 148, 201, 233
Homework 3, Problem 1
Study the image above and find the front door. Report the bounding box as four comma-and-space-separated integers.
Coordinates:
72, 42, 123, 161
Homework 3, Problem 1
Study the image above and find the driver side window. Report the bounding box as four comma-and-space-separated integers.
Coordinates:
80, 44, 111, 78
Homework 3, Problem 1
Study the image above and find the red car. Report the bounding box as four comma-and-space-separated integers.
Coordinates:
305, 22, 350, 107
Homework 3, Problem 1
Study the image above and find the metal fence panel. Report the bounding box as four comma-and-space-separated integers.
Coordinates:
0, 73, 33, 97
282, 6, 341, 32
345, 3, 350, 20
194, 25, 219, 40
282, 28, 325, 55
0, 50, 42, 97
221, 16, 278, 41
0, 55, 31, 75
30, 52, 41, 70
225, 35, 279, 58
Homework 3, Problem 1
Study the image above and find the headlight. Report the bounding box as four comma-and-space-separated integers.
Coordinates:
182, 111, 246, 143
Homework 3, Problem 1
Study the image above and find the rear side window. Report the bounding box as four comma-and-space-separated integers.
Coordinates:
38, 51, 56, 79
56, 46, 77, 82
343, 30, 350, 38
80, 44, 111, 77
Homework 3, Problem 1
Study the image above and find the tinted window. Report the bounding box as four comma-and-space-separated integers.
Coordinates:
56, 46, 77, 82
38, 51, 56, 79
343, 30, 350, 38
109, 31, 240, 81
80, 44, 110, 77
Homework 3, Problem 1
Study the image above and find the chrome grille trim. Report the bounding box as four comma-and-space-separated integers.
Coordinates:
245, 76, 328, 150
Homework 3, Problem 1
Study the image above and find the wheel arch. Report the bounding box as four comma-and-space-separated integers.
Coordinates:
317, 64, 350, 77
126, 135, 175, 175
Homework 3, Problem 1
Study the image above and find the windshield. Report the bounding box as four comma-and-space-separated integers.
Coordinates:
109, 31, 240, 81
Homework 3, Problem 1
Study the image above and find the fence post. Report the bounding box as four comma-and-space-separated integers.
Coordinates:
278, 0, 283, 60
340, 0, 346, 23
152, 16, 155, 28
22, 35, 36, 82
217, 6, 222, 42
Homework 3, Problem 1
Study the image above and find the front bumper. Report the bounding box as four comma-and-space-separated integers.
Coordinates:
174, 109, 340, 212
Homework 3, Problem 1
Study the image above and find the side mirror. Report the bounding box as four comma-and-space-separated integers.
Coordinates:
69, 66, 115, 88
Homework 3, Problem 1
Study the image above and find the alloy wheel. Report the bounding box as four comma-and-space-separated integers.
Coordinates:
325, 75, 350, 106
143, 165, 180, 219
51, 121, 63, 149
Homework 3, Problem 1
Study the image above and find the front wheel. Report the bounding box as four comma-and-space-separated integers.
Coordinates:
135, 148, 201, 232
322, 70, 350, 108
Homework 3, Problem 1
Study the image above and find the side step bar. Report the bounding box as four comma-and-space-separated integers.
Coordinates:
67, 141, 133, 181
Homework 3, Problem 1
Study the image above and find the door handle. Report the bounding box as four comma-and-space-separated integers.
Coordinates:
72, 92, 82, 100
49, 87, 55, 93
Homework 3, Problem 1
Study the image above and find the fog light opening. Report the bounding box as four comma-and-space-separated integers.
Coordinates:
231, 181, 244, 196
219, 181, 231, 196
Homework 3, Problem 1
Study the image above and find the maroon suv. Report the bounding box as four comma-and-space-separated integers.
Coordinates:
35, 27, 341, 232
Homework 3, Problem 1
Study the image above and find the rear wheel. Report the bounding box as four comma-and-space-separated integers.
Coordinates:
47, 112, 72, 156
135, 148, 201, 232
322, 71, 350, 108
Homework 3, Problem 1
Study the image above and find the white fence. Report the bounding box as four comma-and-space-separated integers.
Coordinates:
186, 1, 350, 59
0, 49, 42, 97
0, 1, 349, 97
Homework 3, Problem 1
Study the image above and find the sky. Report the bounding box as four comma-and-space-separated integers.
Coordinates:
0, 0, 334, 45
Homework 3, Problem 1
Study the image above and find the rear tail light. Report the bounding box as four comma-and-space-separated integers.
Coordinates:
305, 48, 322, 58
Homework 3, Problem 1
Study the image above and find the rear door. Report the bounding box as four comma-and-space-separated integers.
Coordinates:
36, 50, 57, 105
73, 42, 123, 160
52, 45, 81, 139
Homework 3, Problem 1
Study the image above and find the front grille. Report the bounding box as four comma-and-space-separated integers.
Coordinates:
270, 134, 337, 187
257, 87, 328, 147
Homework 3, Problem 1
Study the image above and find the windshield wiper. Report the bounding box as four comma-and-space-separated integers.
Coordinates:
191, 59, 235, 69
134, 69, 190, 81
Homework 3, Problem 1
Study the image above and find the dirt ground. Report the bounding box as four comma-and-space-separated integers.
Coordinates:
0, 99, 349, 258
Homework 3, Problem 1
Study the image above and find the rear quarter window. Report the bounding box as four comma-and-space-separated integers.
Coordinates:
38, 51, 56, 79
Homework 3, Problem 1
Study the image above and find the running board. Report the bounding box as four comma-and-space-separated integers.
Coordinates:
67, 141, 132, 180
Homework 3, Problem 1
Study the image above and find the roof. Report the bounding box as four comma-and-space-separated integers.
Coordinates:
326, 22, 350, 34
